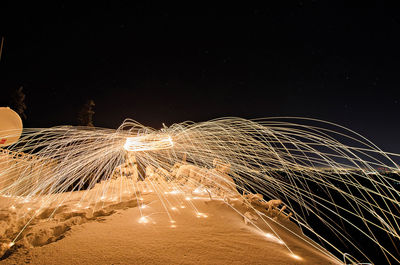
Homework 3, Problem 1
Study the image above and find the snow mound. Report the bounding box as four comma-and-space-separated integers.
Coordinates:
1, 178, 341, 264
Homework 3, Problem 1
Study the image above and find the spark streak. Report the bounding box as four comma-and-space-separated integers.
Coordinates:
0, 117, 399, 264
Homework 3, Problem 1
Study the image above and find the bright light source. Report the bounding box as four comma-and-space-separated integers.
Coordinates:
138, 216, 149, 224
290, 254, 302, 260
196, 212, 208, 218
124, 134, 173, 152
193, 187, 207, 194
264, 233, 285, 245
265, 233, 274, 239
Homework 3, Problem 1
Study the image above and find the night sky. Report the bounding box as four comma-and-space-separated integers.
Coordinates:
2, 2, 400, 153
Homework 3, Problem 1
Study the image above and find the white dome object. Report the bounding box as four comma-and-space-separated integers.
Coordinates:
0, 107, 23, 147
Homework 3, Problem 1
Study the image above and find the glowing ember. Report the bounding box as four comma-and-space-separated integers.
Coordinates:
138, 216, 149, 224
290, 254, 302, 260
264, 233, 284, 245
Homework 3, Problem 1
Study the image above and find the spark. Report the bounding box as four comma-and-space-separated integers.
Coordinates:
1, 117, 399, 264
264, 233, 285, 245
138, 216, 149, 224
290, 254, 302, 260
193, 187, 207, 194
124, 134, 173, 152
168, 189, 181, 195
196, 212, 208, 218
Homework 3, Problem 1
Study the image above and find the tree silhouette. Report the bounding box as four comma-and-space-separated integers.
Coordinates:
10, 86, 27, 120
77, 99, 95, 127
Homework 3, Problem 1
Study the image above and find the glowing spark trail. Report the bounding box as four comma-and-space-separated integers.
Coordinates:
0, 117, 399, 264
124, 134, 173, 152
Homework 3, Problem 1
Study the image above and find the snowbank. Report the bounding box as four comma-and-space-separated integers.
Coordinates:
0, 178, 341, 264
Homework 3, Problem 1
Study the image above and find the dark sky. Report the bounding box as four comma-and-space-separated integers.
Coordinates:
2, 1, 400, 153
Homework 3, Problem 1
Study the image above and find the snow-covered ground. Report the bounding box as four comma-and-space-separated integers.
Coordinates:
0, 178, 341, 265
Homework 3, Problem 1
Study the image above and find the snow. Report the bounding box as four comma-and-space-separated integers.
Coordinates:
0, 178, 341, 265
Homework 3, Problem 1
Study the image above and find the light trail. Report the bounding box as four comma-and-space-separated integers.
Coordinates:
0, 117, 399, 264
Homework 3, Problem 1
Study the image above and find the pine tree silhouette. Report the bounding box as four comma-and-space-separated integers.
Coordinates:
10, 86, 27, 120
77, 99, 95, 127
